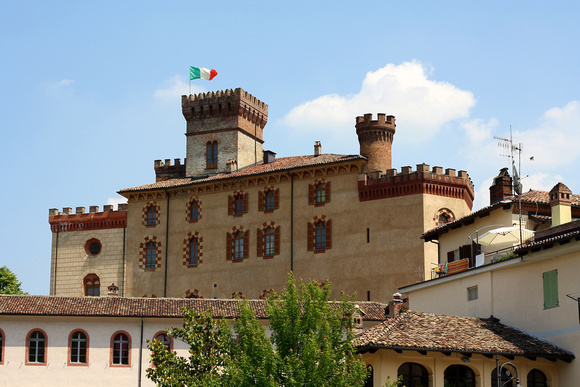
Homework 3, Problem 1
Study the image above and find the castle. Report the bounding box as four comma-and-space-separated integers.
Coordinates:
49, 88, 474, 302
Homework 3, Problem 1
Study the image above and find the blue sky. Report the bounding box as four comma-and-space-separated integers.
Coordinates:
1, 1, 579, 295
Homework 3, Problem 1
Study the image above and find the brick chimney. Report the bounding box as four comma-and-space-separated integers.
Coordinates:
386, 292, 404, 319
489, 168, 513, 204
107, 283, 120, 297
549, 183, 572, 226
314, 141, 321, 157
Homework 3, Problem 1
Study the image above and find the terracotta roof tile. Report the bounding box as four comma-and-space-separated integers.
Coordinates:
0, 295, 386, 321
354, 311, 574, 361
119, 154, 365, 193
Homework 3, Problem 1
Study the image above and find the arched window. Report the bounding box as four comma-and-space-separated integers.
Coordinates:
154, 332, 172, 351
27, 330, 46, 364
190, 200, 200, 221
315, 183, 326, 204
444, 364, 475, 387
264, 227, 275, 256
364, 365, 373, 387
438, 213, 451, 226
234, 194, 245, 215
111, 332, 130, 366
84, 274, 100, 297
69, 330, 88, 365
234, 231, 244, 260
146, 242, 157, 269
206, 141, 218, 169
315, 221, 326, 251
146, 206, 157, 225
527, 369, 548, 387
264, 190, 275, 211
398, 362, 429, 387
189, 237, 200, 266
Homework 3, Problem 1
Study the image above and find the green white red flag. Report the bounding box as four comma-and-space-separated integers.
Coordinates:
190, 66, 217, 80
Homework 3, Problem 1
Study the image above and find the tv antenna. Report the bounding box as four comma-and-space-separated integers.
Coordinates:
494, 126, 524, 246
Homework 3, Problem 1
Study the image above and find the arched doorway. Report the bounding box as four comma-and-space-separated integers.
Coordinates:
444, 364, 475, 387
397, 362, 429, 387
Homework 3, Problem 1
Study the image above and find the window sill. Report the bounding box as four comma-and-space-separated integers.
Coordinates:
314, 203, 326, 207
263, 255, 275, 260
314, 250, 326, 254
145, 224, 158, 228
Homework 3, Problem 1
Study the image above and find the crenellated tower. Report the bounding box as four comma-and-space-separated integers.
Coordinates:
356, 113, 396, 174
182, 88, 268, 177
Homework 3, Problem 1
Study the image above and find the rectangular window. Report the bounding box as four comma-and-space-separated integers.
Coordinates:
543, 270, 559, 309
467, 286, 478, 301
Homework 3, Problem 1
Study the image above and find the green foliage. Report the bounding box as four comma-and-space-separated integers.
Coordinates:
0, 266, 27, 294
147, 274, 368, 386
385, 375, 404, 387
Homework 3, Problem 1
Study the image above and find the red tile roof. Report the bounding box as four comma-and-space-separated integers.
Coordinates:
119, 154, 365, 193
354, 311, 574, 361
0, 295, 387, 321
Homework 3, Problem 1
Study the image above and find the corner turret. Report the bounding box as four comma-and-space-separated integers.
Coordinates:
356, 113, 396, 174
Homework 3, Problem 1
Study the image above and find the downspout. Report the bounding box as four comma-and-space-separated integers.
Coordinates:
122, 226, 126, 297
138, 317, 144, 387
289, 172, 294, 272
164, 191, 170, 297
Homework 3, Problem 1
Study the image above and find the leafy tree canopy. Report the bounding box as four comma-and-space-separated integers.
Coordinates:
147, 274, 368, 386
0, 265, 27, 294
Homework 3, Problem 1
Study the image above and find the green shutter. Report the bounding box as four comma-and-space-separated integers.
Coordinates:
543, 270, 559, 309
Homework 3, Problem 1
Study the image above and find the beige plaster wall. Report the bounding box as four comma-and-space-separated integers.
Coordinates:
50, 228, 125, 296
0, 315, 187, 387
124, 169, 472, 302
404, 241, 580, 385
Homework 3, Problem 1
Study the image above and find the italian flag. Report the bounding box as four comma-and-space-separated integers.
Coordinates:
190, 66, 218, 81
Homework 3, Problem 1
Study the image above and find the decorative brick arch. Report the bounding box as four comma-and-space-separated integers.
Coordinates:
139, 236, 162, 270
182, 231, 203, 267
185, 289, 203, 299
143, 201, 160, 226
186, 196, 202, 222
434, 208, 455, 227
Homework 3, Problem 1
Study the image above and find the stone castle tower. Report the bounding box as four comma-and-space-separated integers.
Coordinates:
356, 113, 396, 174
181, 88, 268, 177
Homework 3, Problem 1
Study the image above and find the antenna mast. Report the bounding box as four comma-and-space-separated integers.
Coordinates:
494, 126, 524, 245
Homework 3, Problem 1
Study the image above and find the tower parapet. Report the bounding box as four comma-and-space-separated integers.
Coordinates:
358, 163, 475, 209
182, 88, 268, 139
356, 113, 396, 173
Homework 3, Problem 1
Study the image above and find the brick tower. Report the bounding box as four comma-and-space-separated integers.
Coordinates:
355, 113, 396, 174
182, 88, 268, 177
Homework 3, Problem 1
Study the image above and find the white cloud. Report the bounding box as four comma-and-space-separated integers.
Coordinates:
280, 61, 476, 145
154, 75, 207, 101
513, 101, 580, 169
56, 79, 74, 87
107, 197, 127, 210
462, 118, 498, 144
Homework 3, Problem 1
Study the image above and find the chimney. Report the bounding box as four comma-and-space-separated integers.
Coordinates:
549, 183, 572, 226
314, 141, 321, 157
263, 150, 276, 164
226, 158, 238, 173
490, 168, 513, 204
386, 292, 404, 318
107, 283, 120, 297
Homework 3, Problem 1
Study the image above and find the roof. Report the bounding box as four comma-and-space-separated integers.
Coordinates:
354, 311, 574, 361
119, 154, 366, 193
422, 189, 580, 241
0, 295, 387, 321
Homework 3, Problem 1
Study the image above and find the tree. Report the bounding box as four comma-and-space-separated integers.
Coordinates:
147, 274, 368, 386
0, 265, 27, 294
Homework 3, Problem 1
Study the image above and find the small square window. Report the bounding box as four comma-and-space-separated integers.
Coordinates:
467, 286, 478, 301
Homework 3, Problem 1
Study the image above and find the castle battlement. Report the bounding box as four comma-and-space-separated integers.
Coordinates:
182, 87, 268, 129
358, 163, 475, 209
355, 113, 396, 134
154, 158, 186, 182
48, 204, 127, 233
